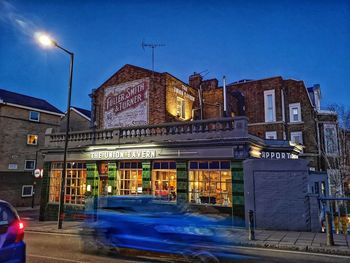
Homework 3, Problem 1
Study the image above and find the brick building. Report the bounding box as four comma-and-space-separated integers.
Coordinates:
39, 64, 315, 224
0, 89, 63, 206
59, 106, 91, 132
188, 74, 339, 175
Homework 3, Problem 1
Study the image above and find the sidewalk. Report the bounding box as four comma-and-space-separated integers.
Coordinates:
24, 219, 350, 256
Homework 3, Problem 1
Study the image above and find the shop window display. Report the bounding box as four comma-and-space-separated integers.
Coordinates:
118, 162, 142, 195
49, 162, 87, 205
189, 161, 232, 207
152, 161, 177, 201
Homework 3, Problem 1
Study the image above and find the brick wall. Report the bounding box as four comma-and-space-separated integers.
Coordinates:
0, 171, 42, 207
226, 77, 321, 169
0, 104, 61, 171
93, 65, 166, 129
165, 74, 197, 122
60, 109, 90, 132
92, 64, 197, 129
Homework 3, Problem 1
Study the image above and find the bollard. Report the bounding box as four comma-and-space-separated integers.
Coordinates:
325, 211, 334, 246
248, 210, 255, 241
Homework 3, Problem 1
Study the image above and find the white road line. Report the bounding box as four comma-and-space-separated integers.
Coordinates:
27, 254, 84, 263
25, 231, 79, 237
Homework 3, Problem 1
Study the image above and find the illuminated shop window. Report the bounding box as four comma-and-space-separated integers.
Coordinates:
48, 162, 87, 205
27, 134, 38, 145
118, 162, 142, 195
152, 161, 177, 201
189, 161, 232, 207
176, 97, 185, 119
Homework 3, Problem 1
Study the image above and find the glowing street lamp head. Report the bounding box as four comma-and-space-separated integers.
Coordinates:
35, 32, 56, 47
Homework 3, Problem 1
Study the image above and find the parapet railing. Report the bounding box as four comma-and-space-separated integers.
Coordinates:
45, 116, 248, 148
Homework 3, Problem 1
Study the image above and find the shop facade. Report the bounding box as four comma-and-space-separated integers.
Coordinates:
39, 117, 301, 221
39, 64, 302, 222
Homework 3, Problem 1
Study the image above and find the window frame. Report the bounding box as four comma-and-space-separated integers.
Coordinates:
24, 160, 36, 170
22, 185, 33, 197
176, 97, 185, 119
27, 134, 38, 145
29, 111, 40, 122
151, 161, 177, 201
264, 89, 276, 122
188, 161, 232, 207
290, 131, 303, 144
265, 131, 277, 140
118, 162, 143, 195
48, 162, 87, 205
289, 103, 302, 123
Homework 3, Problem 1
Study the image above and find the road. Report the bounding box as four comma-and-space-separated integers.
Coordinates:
25, 231, 350, 263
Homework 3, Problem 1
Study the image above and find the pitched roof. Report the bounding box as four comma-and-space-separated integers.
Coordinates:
71, 106, 91, 119
0, 88, 63, 115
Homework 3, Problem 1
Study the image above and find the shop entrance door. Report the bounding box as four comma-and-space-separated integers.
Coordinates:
99, 176, 109, 196
152, 170, 177, 201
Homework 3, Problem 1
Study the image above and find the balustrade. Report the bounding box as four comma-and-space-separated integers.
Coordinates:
45, 117, 247, 147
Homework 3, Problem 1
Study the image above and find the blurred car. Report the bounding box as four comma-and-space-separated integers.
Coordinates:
0, 200, 26, 263
81, 196, 233, 262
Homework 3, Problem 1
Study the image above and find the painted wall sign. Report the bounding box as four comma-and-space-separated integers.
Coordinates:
261, 151, 298, 159
104, 78, 149, 128
173, 86, 195, 101
89, 150, 156, 160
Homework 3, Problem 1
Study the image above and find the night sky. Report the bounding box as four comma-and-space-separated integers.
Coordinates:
0, 0, 349, 112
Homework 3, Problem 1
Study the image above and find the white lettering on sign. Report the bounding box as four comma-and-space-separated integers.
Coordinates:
260, 151, 298, 159
173, 86, 195, 101
90, 150, 156, 160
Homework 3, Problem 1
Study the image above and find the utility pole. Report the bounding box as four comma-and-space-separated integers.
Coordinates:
142, 41, 165, 72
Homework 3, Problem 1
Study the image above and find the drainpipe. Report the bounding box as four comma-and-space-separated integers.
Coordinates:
199, 84, 203, 120
223, 76, 227, 117
281, 86, 288, 140
315, 111, 322, 171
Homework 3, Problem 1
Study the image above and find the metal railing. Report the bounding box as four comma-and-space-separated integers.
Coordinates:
319, 197, 350, 247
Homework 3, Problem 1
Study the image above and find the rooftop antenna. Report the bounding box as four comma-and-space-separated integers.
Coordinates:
199, 69, 209, 78
142, 40, 165, 72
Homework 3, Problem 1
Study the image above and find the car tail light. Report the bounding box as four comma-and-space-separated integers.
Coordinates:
15, 220, 24, 242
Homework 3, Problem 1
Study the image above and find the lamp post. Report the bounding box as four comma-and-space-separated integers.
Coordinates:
36, 33, 74, 229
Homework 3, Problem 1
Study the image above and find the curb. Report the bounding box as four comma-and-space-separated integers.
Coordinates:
231, 240, 350, 257
25, 229, 81, 235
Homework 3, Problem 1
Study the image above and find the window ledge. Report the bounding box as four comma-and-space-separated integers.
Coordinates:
288, 121, 304, 125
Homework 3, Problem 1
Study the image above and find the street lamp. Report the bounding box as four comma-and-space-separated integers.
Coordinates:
36, 32, 74, 229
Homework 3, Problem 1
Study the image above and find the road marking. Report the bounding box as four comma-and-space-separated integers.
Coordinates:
27, 254, 84, 263
25, 230, 79, 237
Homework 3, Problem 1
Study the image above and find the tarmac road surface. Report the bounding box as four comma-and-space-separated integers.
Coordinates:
25, 231, 350, 263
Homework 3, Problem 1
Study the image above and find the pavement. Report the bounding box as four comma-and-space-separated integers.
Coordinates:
17, 206, 350, 257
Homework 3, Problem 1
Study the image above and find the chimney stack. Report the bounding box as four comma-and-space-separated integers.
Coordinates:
189, 72, 203, 89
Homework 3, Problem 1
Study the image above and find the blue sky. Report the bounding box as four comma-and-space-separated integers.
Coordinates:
0, 0, 349, 112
